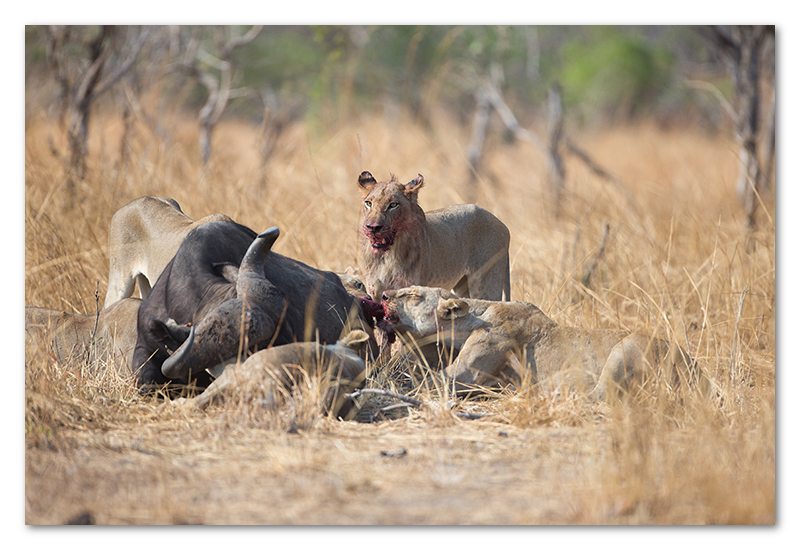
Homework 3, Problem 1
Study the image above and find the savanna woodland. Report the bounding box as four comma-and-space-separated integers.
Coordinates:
24, 25, 775, 525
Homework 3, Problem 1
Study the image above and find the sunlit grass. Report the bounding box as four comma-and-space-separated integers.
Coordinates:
24, 101, 774, 524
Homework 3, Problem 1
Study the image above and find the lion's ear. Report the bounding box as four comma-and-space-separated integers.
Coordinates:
438, 297, 468, 320
358, 171, 377, 192
404, 174, 424, 196
340, 329, 371, 352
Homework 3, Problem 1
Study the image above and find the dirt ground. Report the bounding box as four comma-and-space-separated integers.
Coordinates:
24, 390, 773, 527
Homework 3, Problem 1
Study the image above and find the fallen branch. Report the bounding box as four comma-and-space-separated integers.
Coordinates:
565, 138, 641, 216
482, 78, 547, 153
579, 222, 610, 288
347, 388, 423, 407
347, 388, 485, 421
565, 138, 625, 189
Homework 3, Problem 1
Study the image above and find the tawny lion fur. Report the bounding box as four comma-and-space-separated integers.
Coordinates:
381, 286, 707, 400
336, 268, 370, 299
185, 330, 370, 419
105, 196, 232, 308
356, 171, 511, 302
25, 298, 141, 373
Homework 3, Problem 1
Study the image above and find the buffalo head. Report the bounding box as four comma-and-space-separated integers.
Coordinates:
159, 227, 287, 380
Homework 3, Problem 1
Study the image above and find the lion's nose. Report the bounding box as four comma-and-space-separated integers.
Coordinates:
367, 224, 383, 234
381, 292, 390, 302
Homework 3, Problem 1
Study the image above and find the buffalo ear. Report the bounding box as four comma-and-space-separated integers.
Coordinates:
147, 318, 191, 345
437, 297, 468, 320
212, 262, 239, 284
404, 173, 424, 196
357, 171, 377, 192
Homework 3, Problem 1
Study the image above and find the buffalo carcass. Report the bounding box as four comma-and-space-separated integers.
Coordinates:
131, 220, 372, 392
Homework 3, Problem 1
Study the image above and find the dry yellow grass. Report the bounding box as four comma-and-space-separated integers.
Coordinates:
24, 100, 774, 525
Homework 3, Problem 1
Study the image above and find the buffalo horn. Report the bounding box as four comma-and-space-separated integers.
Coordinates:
161, 227, 286, 380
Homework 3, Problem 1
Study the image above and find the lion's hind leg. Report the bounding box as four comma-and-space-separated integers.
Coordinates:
465, 251, 511, 301
588, 336, 647, 402
443, 328, 518, 396
104, 268, 137, 309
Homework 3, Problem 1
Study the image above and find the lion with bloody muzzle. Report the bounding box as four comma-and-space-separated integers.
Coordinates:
356, 171, 511, 303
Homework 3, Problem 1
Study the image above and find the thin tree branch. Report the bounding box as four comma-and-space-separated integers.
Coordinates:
700, 25, 738, 55
222, 25, 263, 58
685, 79, 739, 125
579, 222, 610, 288
91, 26, 152, 100
564, 138, 624, 189
483, 77, 548, 154
196, 48, 226, 70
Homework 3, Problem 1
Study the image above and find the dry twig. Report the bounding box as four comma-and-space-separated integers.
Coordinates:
346, 388, 485, 421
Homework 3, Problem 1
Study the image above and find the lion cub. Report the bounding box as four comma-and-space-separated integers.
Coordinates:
381, 286, 706, 401
357, 171, 511, 302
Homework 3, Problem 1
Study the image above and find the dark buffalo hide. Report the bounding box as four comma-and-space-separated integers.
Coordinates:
131, 220, 362, 392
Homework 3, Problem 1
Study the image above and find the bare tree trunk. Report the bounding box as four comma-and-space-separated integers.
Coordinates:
257, 88, 304, 183
180, 25, 263, 166
762, 85, 776, 194
463, 64, 503, 200
118, 90, 135, 170
67, 26, 113, 184
703, 25, 773, 234
547, 84, 565, 214
45, 25, 150, 205
759, 32, 776, 198
525, 26, 540, 83
465, 90, 491, 187
478, 71, 631, 217
731, 26, 764, 231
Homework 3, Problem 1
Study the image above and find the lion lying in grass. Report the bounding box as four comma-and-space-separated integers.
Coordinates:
25, 298, 141, 373
185, 330, 370, 419
356, 171, 511, 302
380, 286, 707, 400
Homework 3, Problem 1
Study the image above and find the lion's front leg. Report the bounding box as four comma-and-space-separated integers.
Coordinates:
443, 328, 518, 394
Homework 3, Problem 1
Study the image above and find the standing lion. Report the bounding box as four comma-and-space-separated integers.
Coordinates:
356, 170, 511, 302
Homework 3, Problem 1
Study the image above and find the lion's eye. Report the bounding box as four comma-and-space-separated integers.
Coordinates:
388, 202, 399, 210
364, 200, 372, 209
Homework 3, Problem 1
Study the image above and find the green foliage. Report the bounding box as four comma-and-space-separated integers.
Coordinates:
25, 26, 48, 66
559, 28, 676, 120
28, 25, 728, 131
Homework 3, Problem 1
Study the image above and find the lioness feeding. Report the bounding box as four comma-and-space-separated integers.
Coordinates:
186, 330, 370, 419
380, 286, 706, 401
357, 171, 511, 302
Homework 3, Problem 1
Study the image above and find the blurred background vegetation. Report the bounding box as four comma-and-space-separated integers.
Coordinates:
24, 24, 775, 231
24, 25, 739, 132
